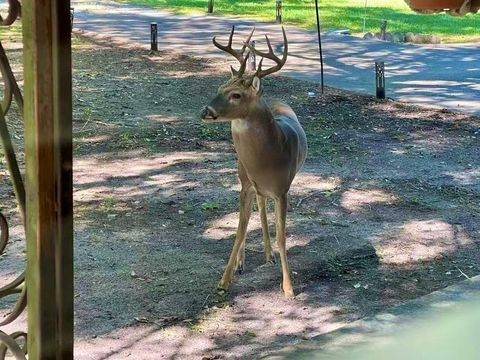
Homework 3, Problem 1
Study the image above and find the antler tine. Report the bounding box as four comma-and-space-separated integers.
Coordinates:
264, 34, 274, 54
228, 26, 235, 47
213, 27, 256, 77
213, 26, 243, 63
256, 57, 264, 74
249, 27, 288, 78
237, 50, 250, 75
240, 27, 255, 55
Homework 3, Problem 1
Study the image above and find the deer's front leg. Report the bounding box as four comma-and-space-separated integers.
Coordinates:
218, 186, 254, 291
257, 195, 276, 264
274, 194, 294, 299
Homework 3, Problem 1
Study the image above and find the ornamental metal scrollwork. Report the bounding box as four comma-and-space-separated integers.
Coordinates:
0, 1, 27, 359
0, 0, 21, 27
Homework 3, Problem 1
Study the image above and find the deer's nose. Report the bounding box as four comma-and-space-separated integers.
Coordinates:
201, 106, 218, 120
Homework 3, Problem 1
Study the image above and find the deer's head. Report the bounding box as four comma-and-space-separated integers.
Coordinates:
201, 26, 288, 122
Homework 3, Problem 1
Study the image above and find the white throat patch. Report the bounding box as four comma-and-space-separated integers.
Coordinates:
231, 119, 250, 133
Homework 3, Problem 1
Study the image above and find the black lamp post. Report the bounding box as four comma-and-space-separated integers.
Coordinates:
375, 61, 385, 99
314, 0, 325, 93
150, 22, 158, 51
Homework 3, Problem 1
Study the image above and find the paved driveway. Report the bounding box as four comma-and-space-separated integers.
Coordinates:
73, 0, 480, 115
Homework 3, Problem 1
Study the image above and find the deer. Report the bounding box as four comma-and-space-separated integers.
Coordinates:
200, 26, 307, 299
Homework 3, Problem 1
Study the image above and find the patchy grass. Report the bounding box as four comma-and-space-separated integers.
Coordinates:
114, 0, 480, 42
0, 20, 22, 45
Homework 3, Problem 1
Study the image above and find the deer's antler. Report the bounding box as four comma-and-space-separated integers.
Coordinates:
213, 26, 255, 77
248, 27, 288, 79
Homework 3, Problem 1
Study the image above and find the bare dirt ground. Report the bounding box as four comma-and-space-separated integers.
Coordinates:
1, 34, 479, 359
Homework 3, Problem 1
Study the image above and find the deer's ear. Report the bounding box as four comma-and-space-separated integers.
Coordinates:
251, 76, 261, 94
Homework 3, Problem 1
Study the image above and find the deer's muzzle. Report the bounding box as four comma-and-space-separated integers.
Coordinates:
201, 106, 218, 121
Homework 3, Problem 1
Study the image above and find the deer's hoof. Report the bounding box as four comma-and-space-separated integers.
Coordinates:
235, 262, 245, 275
280, 283, 295, 299
217, 282, 229, 292
217, 276, 232, 291
216, 288, 228, 297
266, 252, 277, 265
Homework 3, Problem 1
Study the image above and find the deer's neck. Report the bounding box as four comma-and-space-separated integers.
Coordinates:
231, 101, 282, 159
232, 101, 278, 135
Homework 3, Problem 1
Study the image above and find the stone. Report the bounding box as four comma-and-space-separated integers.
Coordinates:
363, 32, 374, 40
405, 32, 416, 43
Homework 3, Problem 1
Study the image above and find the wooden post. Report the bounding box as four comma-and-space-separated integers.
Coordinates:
380, 20, 387, 41
207, 0, 214, 13
276, 0, 282, 24
248, 40, 256, 71
22, 0, 73, 358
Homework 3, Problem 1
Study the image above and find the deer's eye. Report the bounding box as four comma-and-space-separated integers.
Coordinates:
230, 92, 242, 100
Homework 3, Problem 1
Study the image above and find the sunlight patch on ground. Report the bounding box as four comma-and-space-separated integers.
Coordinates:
74, 151, 218, 201
341, 189, 398, 212
75, 151, 210, 181
75, 325, 216, 360
75, 134, 111, 144
293, 174, 342, 192
390, 148, 407, 155
0, 222, 25, 288
446, 168, 480, 185
409, 132, 456, 152
287, 234, 314, 248
192, 292, 346, 353
0, 312, 26, 343
75, 299, 346, 360
145, 114, 183, 123
75, 291, 348, 359
374, 220, 473, 265
204, 211, 262, 240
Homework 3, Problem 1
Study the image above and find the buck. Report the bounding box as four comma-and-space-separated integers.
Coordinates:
201, 27, 307, 298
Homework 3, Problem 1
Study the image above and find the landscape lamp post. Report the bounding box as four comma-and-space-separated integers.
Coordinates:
151, 22, 158, 51
375, 61, 386, 99
314, 0, 325, 93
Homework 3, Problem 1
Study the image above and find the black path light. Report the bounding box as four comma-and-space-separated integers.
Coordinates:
207, 0, 214, 14
314, 0, 325, 93
375, 61, 386, 99
150, 22, 158, 51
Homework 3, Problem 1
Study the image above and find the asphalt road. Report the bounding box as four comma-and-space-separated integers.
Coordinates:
73, 0, 480, 115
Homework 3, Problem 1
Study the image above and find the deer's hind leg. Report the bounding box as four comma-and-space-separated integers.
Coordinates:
218, 172, 255, 290
257, 195, 276, 264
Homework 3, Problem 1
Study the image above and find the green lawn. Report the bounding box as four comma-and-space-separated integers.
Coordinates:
114, 0, 480, 42
0, 22, 22, 41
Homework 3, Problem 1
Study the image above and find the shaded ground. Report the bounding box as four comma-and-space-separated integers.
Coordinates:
0, 34, 479, 359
